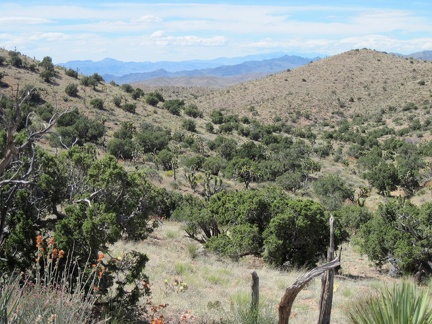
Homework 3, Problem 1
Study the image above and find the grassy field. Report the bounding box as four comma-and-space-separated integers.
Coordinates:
112, 221, 400, 323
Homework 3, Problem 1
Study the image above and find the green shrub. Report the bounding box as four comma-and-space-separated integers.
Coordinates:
65, 68, 78, 78
123, 103, 136, 113
121, 84, 134, 93
184, 104, 203, 118
182, 119, 197, 132
348, 282, 432, 324
65, 83, 79, 97
145, 92, 164, 106
163, 99, 185, 115
90, 98, 104, 110
113, 95, 122, 107
263, 199, 331, 268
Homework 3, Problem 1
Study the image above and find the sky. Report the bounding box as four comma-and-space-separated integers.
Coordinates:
1, 0, 432, 63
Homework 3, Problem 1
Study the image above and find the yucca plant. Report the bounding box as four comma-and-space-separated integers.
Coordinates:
349, 282, 432, 324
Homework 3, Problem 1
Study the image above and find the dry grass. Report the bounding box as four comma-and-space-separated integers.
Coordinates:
112, 221, 400, 324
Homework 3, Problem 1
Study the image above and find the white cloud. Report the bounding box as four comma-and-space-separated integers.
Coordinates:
1, 2, 432, 61
0, 17, 51, 25
145, 31, 226, 47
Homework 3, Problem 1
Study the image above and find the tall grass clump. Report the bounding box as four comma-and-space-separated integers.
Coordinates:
222, 293, 277, 324
0, 235, 103, 323
348, 282, 432, 324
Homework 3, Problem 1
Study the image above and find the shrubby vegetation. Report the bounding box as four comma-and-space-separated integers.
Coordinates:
5, 49, 432, 321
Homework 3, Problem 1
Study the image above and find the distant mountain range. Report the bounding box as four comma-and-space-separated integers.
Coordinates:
59, 50, 432, 87
59, 52, 321, 85
103, 55, 318, 85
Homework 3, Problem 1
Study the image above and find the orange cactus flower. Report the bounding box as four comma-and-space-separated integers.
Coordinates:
47, 237, 55, 246
58, 250, 65, 258
51, 248, 58, 259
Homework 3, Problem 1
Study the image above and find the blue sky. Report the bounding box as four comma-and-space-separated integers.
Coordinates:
1, 1, 432, 63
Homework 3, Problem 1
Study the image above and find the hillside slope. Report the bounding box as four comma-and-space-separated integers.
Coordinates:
194, 49, 432, 124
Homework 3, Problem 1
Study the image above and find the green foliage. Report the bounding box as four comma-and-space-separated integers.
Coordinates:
65, 83, 79, 97
157, 149, 175, 170
210, 110, 224, 124
135, 123, 170, 153
209, 136, 237, 160
113, 95, 122, 107
182, 119, 197, 132
184, 104, 203, 118
203, 156, 227, 175
348, 282, 432, 324
365, 162, 399, 195
123, 102, 136, 113
39, 56, 55, 72
276, 171, 306, 193
206, 224, 261, 258
313, 174, 354, 211
205, 122, 214, 133
145, 92, 164, 106
9, 55, 23, 68
333, 205, 372, 235
90, 98, 104, 110
131, 88, 144, 100
65, 68, 78, 78
121, 83, 134, 93
39, 57, 56, 82
185, 155, 206, 171
107, 138, 133, 159
91, 73, 104, 82
53, 109, 105, 147
80, 75, 98, 89
163, 99, 185, 115
263, 199, 330, 267
40, 69, 56, 83
35, 104, 54, 122
360, 200, 432, 274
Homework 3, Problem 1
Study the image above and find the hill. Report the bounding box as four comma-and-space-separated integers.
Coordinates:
3, 47, 432, 322
194, 49, 432, 124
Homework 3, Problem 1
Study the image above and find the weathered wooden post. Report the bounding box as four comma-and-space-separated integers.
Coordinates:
251, 271, 259, 321
318, 215, 335, 324
278, 215, 340, 324
277, 257, 340, 324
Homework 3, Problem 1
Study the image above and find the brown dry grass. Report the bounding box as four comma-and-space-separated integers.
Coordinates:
112, 221, 400, 324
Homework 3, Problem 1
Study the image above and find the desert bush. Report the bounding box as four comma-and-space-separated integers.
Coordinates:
163, 99, 185, 115
145, 92, 164, 106
184, 104, 203, 118
65, 83, 79, 97
263, 199, 331, 267
65, 68, 78, 78
90, 98, 104, 110
182, 119, 197, 132
121, 83, 134, 93
123, 102, 136, 113
131, 88, 144, 100
360, 200, 432, 275
312, 174, 354, 211
113, 95, 122, 107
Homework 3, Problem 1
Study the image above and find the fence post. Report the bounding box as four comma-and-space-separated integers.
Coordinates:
251, 271, 259, 321
318, 215, 335, 324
